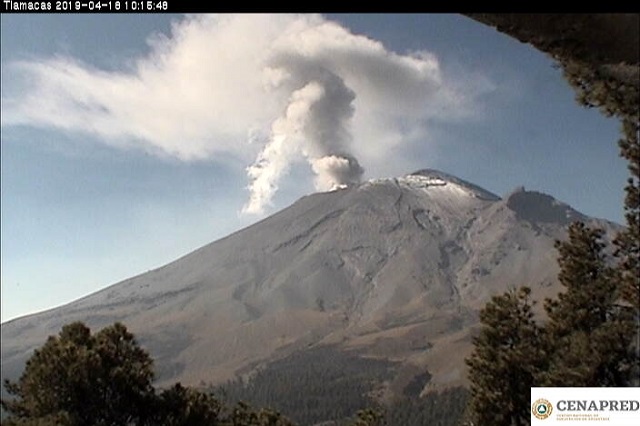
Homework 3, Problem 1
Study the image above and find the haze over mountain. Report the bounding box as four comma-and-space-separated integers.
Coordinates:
0, 169, 620, 401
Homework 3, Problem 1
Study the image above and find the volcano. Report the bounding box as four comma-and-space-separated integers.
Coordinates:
1, 169, 619, 405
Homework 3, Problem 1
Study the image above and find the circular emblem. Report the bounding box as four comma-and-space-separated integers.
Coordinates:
532, 398, 553, 420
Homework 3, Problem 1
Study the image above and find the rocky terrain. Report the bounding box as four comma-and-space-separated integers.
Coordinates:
1, 169, 620, 400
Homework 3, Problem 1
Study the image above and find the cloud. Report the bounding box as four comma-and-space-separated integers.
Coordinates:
1, 14, 492, 214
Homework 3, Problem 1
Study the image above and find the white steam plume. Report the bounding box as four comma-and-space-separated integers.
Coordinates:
244, 70, 364, 214
1, 14, 493, 214
311, 155, 363, 191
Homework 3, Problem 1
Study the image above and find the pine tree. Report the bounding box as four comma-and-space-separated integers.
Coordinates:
2, 322, 155, 426
613, 57, 639, 386
347, 408, 387, 426
224, 401, 293, 426
563, 43, 640, 382
152, 383, 223, 426
464, 12, 640, 419
542, 222, 634, 386
614, 118, 640, 384
465, 223, 636, 425
465, 287, 544, 426
2, 322, 297, 426
615, 118, 640, 310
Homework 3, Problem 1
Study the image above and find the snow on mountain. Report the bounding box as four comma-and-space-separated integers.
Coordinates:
0, 169, 621, 399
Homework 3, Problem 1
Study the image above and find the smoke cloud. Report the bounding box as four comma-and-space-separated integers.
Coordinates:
1, 14, 492, 214
244, 68, 363, 213
311, 155, 364, 191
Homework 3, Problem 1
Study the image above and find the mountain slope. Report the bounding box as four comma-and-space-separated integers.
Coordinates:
1, 170, 619, 399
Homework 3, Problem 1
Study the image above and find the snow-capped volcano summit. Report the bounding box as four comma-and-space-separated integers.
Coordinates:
406, 169, 501, 200
326, 168, 499, 207
363, 169, 501, 203
1, 169, 620, 404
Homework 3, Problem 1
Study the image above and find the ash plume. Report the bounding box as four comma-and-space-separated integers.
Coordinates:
244, 69, 363, 214
2, 14, 490, 215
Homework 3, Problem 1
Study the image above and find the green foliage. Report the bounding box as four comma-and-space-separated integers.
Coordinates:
1, 322, 155, 426
2, 411, 72, 426
216, 347, 469, 426
216, 346, 395, 425
465, 287, 544, 426
386, 387, 468, 426
466, 39, 640, 396
615, 117, 640, 384
152, 383, 223, 426
542, 222, 634, 387
563, 61, 639, 120
559, 25, 640, 383
615, 117, 640, 311
1, 323, 294, 426
466, 222, 637, 424
224, 401, 293, 426
346, 407, 387, 426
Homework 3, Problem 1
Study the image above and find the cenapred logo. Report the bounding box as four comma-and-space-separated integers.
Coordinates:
532, 398, 553, 420
532, 387, 640, 424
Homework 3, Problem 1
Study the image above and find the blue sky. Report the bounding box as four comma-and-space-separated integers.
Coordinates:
1, 14, 627, 322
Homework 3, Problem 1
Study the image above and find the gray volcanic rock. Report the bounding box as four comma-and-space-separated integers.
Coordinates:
0, 170, 620, 397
